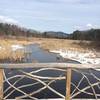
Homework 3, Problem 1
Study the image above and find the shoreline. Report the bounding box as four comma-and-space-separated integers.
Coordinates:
0, 39, 33, 62
50, 49, 100, 64
0, 38, 100, 64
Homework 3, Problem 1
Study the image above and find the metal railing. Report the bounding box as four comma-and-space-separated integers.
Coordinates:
0, 63, 100, 100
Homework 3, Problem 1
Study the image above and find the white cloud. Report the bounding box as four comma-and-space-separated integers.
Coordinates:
74, 23, 100, 30
0, 15, 19, 25
86, 23, 93, 28
34, 0, 78, 4
33, 0, 100, 5
77, 0, 100, 4
86, 23, 100, 29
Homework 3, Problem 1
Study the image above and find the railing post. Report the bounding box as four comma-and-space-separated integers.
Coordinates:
66, 68, 72, 100
0, 69, 3, 99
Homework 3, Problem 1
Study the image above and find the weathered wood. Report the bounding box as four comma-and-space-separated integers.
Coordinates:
0, 69, 3, 99
66, 68, 72, 100
7, 98, 100, 100
0, 63, 100, 69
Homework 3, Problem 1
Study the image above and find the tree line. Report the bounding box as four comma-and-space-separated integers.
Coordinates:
0, 22, 100, 41
70, 29, 100, 41
0, 23, 42, 37
0, 23, 68, 39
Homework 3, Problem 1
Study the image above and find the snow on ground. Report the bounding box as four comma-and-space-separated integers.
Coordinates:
0, 46, 5, 50
11, 44, 24, 51
0, 45, 24, 51
0, 46, 2, 49
50, 49, 100, 64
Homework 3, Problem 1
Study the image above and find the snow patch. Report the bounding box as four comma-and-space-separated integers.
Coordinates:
11, 45, 24, 51
0, 15, 19, 25
0, 46, 2, 49
0, 46, 5, 50
50, 49, 100, 64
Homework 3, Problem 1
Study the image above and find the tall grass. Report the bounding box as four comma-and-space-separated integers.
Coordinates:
0, 39, 30, 63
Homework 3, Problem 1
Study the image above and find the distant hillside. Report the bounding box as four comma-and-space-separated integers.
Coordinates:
1, 22, 100, 41
42, 31, 68, 39
0, 23, 69, 39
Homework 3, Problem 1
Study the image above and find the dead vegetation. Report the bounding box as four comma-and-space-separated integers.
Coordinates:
24, 37, 98, 52
32, 38, 93, 52
0, 38, 32, 63
0, 37, 99, 62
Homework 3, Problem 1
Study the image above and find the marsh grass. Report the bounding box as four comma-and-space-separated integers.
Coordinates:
0, 38, 31, 63
0, 48, 25, 63
36, 38, 92, 52
0, 37, 96, 62
24, 37, 94, 52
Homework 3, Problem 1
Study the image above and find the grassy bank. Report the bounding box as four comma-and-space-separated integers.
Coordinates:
0, 38, 33, 46
0, 37, 98, 62
30, 38, 93, 52
21, 37, 97, 52
0, 38, 33, 62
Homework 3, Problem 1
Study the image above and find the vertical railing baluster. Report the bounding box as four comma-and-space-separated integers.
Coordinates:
66, 68, 72, 100
0, 69, 3, 99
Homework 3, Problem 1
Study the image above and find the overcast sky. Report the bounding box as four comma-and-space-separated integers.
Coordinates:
0, 0, 100, 33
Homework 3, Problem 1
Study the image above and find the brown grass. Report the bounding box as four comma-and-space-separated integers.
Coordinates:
21, 37, 95, 52
0, 49, 24, 61
0, 37, 97, 62
0, 38, 32, 62
29, 38, 92, 52
0, 38, 33, 46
